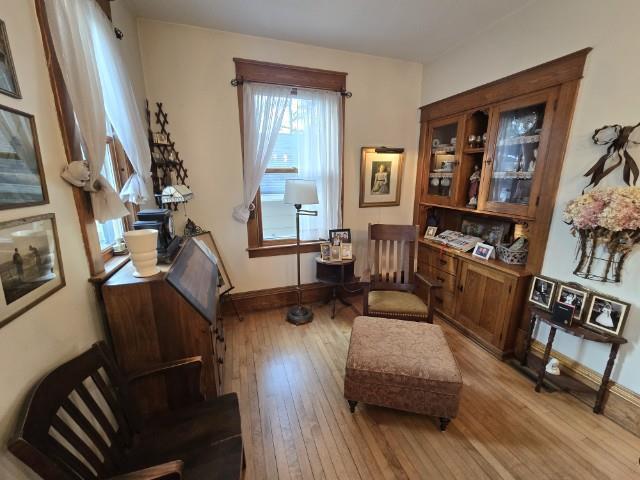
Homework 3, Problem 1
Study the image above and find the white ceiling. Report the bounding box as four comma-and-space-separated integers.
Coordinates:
128, 0, 533, 64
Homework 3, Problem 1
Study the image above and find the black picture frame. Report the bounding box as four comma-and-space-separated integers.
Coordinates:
0, 104, 49, 209
556, 283, 589, 322
0, 19, 21, 99
527, 275, 557, 311
329, 228, 351, 245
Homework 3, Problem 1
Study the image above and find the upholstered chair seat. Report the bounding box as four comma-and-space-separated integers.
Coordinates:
367, 290, 429, 319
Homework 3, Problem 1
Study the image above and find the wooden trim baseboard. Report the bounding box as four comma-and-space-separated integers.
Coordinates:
221, 281, 362, 315
530, 340, 640, 437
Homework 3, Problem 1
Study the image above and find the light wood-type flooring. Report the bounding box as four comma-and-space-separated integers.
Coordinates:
222, 300, 640, 479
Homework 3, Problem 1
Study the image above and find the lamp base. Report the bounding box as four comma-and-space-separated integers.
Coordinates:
286, 305, 314, 325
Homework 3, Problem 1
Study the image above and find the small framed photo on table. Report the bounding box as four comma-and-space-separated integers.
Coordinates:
556, 284, 588, 322
584, 294, 630, 337
424, 226, 438, 238
320, 242, 331, 262
528, 275, 557, 311
329, 228, 351, 246
341, 243, 353, 260
329, 245, 342, 262
472, 242, 494, 260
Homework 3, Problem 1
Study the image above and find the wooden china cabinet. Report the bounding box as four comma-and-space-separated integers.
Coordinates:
413, 49, 591, 358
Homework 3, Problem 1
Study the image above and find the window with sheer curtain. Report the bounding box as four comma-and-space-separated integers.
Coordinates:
233, 59, 346, 257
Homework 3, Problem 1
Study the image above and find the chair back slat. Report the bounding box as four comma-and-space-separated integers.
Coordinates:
9, 342, 138, 480
368, 224, 419, 291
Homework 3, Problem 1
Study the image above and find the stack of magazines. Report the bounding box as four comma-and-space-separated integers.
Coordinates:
430, 230, 483, 252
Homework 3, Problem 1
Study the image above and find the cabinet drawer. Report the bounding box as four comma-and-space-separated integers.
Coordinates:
419, 244, 457, 275
433, 290, 455, 317
429, 267, 456, 293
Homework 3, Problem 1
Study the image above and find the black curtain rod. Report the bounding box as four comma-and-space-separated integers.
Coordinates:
230, 78, 352, 97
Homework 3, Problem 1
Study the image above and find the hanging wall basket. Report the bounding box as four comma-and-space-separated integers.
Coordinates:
564, 187, 640, 283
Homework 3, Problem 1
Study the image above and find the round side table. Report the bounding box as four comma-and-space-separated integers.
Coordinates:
315, 256, 359, 319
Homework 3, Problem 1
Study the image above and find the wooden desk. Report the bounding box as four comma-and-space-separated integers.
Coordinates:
523, 306, 627, 414
101, 262, 225, 417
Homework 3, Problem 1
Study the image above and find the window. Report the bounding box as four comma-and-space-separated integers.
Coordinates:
95, 139, 125, 251
234, 59, 347, 257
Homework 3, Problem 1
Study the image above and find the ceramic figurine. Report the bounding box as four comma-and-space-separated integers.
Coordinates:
467, 164, 481, 207
545, 358, 561, 376
468, 135, 476, 147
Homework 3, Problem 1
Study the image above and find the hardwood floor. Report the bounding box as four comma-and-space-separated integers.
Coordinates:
222, 300, 640, 479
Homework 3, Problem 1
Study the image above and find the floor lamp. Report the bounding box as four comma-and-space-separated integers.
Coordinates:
283, 179, 318, 325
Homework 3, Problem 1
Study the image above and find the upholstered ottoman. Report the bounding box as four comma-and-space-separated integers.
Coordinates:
344, 316, 462, 431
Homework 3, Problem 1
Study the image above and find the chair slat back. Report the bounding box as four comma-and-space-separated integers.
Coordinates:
9, 342, 138, 480
368, 224, 418, 291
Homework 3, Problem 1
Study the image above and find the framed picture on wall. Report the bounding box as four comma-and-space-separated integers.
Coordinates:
0, 20, 21, 98
359, 146, 404, 207
0, 214, 65, 329
0, 105, 49, 209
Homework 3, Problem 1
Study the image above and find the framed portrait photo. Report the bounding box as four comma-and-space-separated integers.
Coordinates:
556, 284, 588, 321
472, 242, 494, 260
329, 228, 351, 245
359, 147, 404, 207
320, 242, 331, 262
0, 20, 20, 98
0, 214, 65, 329
527, 275, 556, 310
329, 245, 342, 262
424, 226, 438, 238
0, 105, 48, 209
341, 242, 353, 260
584, 294, 630, 337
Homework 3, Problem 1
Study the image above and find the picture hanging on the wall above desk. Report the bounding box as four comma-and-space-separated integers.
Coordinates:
0, 214, 65, 329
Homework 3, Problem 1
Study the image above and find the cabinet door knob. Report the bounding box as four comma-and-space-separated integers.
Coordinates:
458, 284, 464, 292
217, 357, 224, 364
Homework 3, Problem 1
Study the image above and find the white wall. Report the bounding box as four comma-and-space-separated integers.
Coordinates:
421, 0, 640, 393
0, 1, 105, 478
137, 20, 423, 293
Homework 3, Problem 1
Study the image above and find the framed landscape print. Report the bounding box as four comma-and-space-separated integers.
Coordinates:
584, 294, 630, 337
0, 105, 48, 209
0, 20, 21, 98
359, 147, 404, 207
0, 214, 65, 329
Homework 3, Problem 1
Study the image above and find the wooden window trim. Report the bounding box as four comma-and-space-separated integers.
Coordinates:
35, 0, 131, 277
234, 58, 346, 258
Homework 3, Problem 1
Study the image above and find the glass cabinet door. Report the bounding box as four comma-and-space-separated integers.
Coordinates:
425, 119, 461, 203
482, 91, 555, 216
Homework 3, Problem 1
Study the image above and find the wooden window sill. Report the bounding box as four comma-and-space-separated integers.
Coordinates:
89, 254, 130, 284
247, 241, 322, 258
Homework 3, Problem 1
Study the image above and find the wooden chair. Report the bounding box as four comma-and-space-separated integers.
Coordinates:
362, 223, 441, 323
9, 342, 244, 480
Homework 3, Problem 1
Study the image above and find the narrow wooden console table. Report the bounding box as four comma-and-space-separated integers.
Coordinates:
523, 306, 627, 414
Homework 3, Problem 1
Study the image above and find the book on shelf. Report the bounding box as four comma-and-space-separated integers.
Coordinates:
431, 230, 483, 252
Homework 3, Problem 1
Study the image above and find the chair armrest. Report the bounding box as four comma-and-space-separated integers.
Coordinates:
107, 460, 183, 480
414, 272, 443, 290
126, 357, 202, 383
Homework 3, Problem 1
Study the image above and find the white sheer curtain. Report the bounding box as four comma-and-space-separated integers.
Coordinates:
296, 89, 342, 240
92, 7, 152, 205
45, 0, 151, 220
233, 82, 291, 223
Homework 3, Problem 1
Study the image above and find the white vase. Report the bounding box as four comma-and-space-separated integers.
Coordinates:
125, 229, 160, 277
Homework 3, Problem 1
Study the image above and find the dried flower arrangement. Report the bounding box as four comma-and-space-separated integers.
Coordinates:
563, 186, 640, 282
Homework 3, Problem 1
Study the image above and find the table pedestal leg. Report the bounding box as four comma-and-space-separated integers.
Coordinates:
522, 313, 537, 367
594, 343, 620, 414
535, 326, 556, 393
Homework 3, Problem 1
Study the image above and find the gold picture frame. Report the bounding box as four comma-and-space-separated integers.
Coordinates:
359, 147, 404, 207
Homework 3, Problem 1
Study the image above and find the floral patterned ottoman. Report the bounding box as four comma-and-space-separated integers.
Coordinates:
344, 316, 463, 431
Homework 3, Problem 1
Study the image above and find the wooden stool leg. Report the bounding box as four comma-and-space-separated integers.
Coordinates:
594, 343, 620, 414
535, 326, 556, 392
522, 313, 537, 366
439, 417, 451, 431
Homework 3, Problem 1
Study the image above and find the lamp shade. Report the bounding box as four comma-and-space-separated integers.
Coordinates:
161, 184, 194, 204
284, 179, 318, 205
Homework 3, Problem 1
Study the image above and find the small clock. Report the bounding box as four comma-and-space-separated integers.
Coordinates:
134, 208, 181, 262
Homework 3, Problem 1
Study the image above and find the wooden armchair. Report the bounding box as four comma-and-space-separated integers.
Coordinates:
362, 224, 441, 323
9, 342, 244, 480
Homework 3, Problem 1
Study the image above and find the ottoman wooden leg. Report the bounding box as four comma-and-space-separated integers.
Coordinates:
348, 400, 358, 413
439, 417, 450, 431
